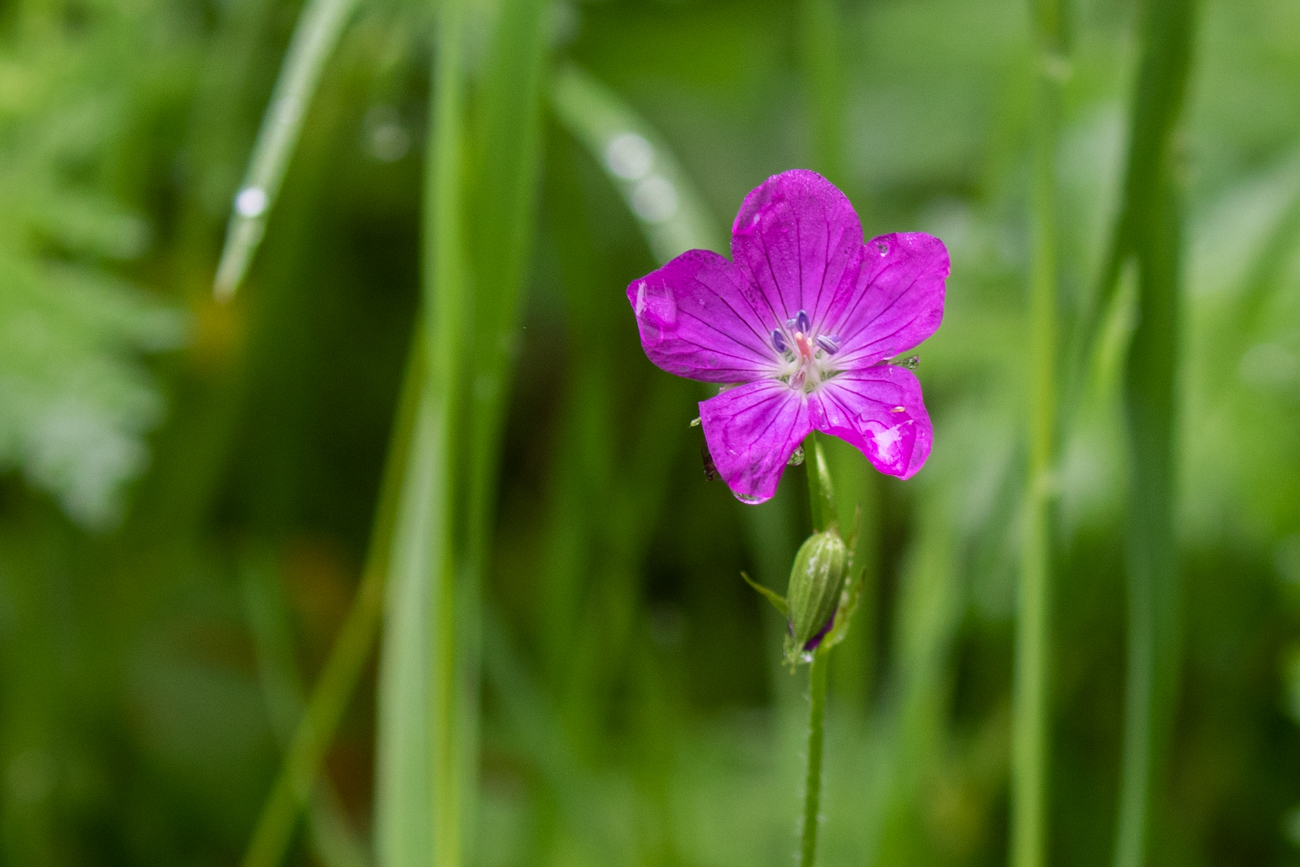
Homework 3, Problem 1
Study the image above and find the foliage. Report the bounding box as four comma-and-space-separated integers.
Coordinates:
1, 0, 1299, 865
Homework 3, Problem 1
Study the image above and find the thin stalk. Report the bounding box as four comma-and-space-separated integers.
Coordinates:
459, 0, 550, 852
800, 647, 829, 867
241, 335, 423, 867
804, 432, 835, 534
373, 4, 470, 865
214, 0, 360, 299
424, 3, 469, 864
798, 431, 835, 867
1111, 2, 1196, 866
1012, 2, 1067, 866
240, 552, 371, 867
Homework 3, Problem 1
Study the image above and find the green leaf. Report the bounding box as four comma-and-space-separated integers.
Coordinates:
741, 571, 789, 619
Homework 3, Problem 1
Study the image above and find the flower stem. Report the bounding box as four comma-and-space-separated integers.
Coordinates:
798, 432, 834, 867
804, 432, 835, 534
800, 646, 829, 867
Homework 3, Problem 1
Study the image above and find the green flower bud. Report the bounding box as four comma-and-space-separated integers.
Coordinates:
784, 528, 848, 665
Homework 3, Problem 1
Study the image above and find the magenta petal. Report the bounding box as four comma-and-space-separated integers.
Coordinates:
812, 365, 932, 479
731, 170, 864, 329
825, 233, 948, 365
700, 381, 811, 503
627, 249, 776, 383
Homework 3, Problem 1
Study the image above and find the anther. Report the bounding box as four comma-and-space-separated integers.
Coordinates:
796, 309, 811, 333
815, 335, 840, 355
771, 329, 787, 352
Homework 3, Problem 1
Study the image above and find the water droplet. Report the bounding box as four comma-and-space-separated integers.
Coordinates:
631, 175, 678, 223
235, 187, 268, 218
876, 241, 889, 255
605, 132, 654, 180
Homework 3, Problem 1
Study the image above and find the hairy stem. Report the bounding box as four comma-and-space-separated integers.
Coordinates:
800, 647, 829, 867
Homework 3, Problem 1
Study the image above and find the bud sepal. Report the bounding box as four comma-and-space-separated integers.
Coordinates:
782, 528, 849, 667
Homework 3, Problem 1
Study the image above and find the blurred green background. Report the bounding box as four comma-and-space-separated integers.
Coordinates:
2, 0, 1299, 864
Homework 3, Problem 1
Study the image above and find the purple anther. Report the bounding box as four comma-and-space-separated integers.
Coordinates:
815, 335, 840, 355
796, 309, 811, 333
771, 329, 788, 352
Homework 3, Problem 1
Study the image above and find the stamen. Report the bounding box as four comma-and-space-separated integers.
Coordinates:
796, 309, 811, 333
815, 335, 840, 355
771, 329, 787, 352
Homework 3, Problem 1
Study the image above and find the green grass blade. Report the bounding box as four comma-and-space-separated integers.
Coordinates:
379, 2, 474, 864
213, 0, 361, 300
240, 334, 422, 867
1110, 2, 1198, 866
239, 551, 372, 867
375, 384, 445, 867
458, 0, 552, 851
549, 63, 726, 259
1012, 3, 1068, 867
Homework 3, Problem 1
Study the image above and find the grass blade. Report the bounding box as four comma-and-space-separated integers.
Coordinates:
240, 334, 422, 867
239, 550, 371, 867
378, 1, 472, 864
214, 0, 361, 300
1012, 3, 1068, 867
1110, 2, 1197, 866
550, 63, 726, 259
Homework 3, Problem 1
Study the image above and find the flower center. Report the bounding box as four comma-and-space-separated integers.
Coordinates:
771, 309, 840, 393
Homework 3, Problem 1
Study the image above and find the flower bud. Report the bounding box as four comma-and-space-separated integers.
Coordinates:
784, 529, 848, 665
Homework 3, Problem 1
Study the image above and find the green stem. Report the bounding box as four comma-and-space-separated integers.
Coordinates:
425, 2, 469, 863
214, 0, 361, 299
798, 432, 835, 867
240, 334, 423, 867
1012, 3, 1066, 865
1111, 2, 1196, 866
800, 647, 829, 867
804, 432, 835, 534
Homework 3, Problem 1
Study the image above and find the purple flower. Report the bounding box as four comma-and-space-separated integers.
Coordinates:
627, 170, 949, 504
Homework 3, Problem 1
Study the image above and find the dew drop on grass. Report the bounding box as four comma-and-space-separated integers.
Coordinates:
235, 187, 268, 218
605, 132, 654, 180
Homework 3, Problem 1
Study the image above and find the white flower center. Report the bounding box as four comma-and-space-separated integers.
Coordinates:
771, 309, 840, 393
